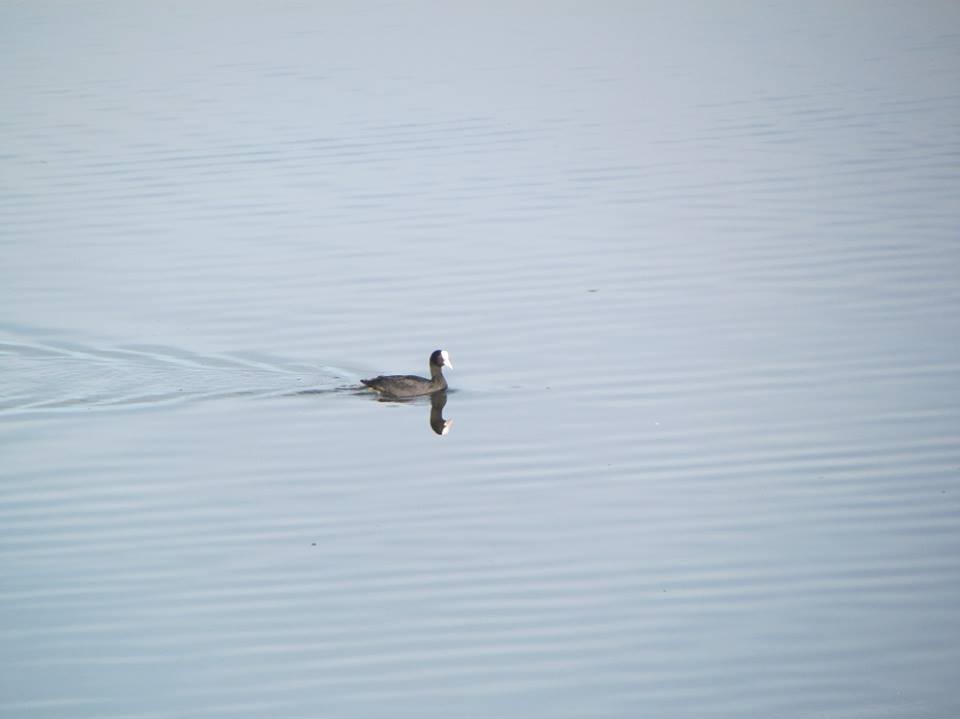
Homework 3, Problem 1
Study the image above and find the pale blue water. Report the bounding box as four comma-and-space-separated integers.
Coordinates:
2, 2, 960, 717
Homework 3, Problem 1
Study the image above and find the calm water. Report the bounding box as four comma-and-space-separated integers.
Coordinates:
3, 3, 960, 717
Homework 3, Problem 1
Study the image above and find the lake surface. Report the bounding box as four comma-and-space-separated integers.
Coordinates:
2, 2, 959, 717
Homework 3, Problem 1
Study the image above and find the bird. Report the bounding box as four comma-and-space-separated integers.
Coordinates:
361, 349, 452, 398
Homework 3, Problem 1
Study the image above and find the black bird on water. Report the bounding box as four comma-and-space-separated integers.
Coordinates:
361, 349, 452, 398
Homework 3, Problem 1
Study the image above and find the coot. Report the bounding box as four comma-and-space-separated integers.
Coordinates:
361, 349, 452, 398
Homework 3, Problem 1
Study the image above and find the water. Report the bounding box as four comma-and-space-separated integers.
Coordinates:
2, 2, 959, 717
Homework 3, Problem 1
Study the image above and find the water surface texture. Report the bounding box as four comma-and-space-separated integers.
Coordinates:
3, 3, 960, 718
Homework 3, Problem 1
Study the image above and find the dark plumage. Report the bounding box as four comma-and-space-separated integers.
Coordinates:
361, 349, 452, 398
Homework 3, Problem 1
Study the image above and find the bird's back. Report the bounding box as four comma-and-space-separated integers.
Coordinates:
361, 373, 442, 397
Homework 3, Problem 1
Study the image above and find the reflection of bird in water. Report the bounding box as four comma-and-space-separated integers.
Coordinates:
429, 390, 453, 436
366, 390, 453, 435
361, 350, 452, 398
